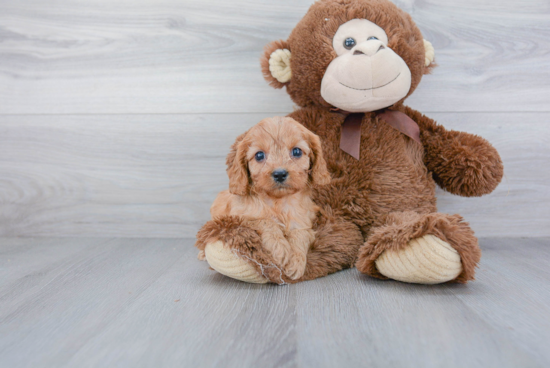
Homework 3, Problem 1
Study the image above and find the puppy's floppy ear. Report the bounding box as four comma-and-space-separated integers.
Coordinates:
226, 132, 250, 196
307, 131, 331, 186
260, 40, 291, 89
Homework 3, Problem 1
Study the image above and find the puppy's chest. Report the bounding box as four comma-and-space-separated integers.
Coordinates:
236, 195, 315, 231
268, 200, 314, 231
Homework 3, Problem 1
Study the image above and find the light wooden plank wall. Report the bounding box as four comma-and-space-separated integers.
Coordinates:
0, 0, 549, 237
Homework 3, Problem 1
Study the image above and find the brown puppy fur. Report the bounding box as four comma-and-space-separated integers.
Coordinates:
197, 0, 503, 284
205, 117, 330, 280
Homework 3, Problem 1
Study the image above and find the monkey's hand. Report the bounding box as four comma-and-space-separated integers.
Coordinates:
402, 106, 503, 197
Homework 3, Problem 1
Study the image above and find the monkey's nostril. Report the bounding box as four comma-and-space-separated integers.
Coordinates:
353, 50, 364, 56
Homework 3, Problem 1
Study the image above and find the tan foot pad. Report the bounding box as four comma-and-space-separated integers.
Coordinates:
375, 234, 463, 284
204, 241, 268, 284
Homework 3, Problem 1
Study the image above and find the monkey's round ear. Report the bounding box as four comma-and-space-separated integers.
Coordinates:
423, 39, 436, 73
260, 40, 292, 89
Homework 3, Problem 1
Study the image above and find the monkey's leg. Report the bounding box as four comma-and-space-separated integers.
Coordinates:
195, 216, 268, 284
356, 211, 480, 284
195, 216, 297, 284
195, 215, 363, 284
298, 217, 363, 281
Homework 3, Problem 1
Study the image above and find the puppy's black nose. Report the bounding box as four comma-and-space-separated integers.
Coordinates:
272, 169, 288, 183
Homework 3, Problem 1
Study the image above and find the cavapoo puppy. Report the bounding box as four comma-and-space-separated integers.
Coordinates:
199, 116, 331, 279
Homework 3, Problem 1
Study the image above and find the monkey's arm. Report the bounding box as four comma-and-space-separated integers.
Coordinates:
401, 106, 503, 197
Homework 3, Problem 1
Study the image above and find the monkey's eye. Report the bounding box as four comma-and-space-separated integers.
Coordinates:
255, 151, 265, 162
367, 36, 379, 41
343, 37, 356, 50
291, 147, 303, 158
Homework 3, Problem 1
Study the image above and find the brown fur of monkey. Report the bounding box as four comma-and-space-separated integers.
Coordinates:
196, 0, 503, 283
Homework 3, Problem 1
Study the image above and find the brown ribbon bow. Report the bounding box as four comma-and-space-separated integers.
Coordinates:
339, 109, 421, 160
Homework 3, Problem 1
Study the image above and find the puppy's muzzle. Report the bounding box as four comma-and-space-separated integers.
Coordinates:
272, 169, 288, 184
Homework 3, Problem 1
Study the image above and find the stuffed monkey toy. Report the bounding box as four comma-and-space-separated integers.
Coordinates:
196, 0, 503, 285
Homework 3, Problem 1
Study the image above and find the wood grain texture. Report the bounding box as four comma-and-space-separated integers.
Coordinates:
0, 237, 549, 367
0, 0, 548, 237
1, 112, 548, 238
0, 0, 549, 114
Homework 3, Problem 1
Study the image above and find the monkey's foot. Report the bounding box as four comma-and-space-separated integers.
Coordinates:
374, 235, 462, 284
204, 241, 268, 284
356, 212, 480, 284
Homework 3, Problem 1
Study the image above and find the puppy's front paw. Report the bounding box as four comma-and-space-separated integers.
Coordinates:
282, 254, 307, 280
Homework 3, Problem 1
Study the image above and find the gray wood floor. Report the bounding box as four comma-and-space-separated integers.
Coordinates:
1, 237, 549, 368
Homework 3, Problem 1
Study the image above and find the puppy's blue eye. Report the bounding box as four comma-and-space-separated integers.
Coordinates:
255, 151, 265, 162
367, 36, 379, 41
344, 37, 356, 50
292, 147, 302, 158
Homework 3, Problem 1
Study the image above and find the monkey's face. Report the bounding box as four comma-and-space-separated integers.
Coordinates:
260, 0, 435, 111
320, 19, 412, 112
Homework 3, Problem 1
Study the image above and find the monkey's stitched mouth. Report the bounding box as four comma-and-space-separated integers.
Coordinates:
339, 73, 401, 91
